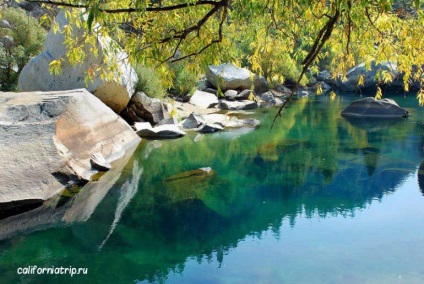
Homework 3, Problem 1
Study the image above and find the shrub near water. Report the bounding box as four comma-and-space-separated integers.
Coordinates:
0, 7, 46, 91
134, 65, 166, 99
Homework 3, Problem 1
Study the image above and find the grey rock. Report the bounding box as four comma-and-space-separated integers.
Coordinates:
317, 70, 332, 81
0, 89, 140, 204
253, 75, 269, 94
260, 91, 285, 105
90, 153, 111, 171
219, 100, 259, 110
18, 11, 138, 113
182, 112, 206, 129
204, 88, 218, 95
236, 89, 254, 100
189, 90, 218, 109
224, 89, 238, 101
206, 63, 252, 91
336, 62, 402, 92
0, 20, 11, 29
341, 97, 409, 118
1, 36, 14, 48
157, 117, 178, 126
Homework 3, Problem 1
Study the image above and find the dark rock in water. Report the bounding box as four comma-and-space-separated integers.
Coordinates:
419, 160, 424, 196
165, 167, 216, 183
90, 153, 111, 171
341, 97, 408, 118
198, 123, 224, 133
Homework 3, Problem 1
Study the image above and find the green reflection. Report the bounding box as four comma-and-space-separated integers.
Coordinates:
0, 95, 423, 284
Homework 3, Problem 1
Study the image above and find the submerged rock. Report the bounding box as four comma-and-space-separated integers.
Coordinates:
0, 89, 140, 204
341, 97, 408, 118
165, 167, 216, 182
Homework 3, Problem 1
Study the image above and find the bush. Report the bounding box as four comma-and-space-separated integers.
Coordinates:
0, 7, 46, 91
168, 62, 199, 96
134, 65, 166, 99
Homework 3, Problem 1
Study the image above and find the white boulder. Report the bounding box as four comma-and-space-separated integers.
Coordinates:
18, 11, 138, 113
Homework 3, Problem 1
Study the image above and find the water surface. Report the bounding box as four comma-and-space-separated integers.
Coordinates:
1, 94, 424, 283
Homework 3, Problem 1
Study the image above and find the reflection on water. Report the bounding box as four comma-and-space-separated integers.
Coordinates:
1, 95, 424, 283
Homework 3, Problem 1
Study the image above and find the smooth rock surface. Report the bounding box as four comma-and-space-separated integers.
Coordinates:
206, 63, 252, 91
219, 100, 259, 110
136, 124, 186, 139
0, 89, 141, 204
341, 97, 409, 118
189, 90, 218, 109
18, 11, 138, 113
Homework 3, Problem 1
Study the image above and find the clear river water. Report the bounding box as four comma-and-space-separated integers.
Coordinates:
1, 93, 424, 284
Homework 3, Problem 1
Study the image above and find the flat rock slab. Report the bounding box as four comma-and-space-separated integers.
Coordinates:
219, 100, 259, 110
0, 89, 140, 204
136, 123, 186, 139
341, 97, 408, 118
189, 90, 219, 109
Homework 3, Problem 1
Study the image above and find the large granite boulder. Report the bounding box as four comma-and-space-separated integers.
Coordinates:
341, 97, 409, 118
206, 63, 252, 91
18, 11, 138, 113
189, 90, 218, 109
336, 62, 402, 92
0, 89, 141, 204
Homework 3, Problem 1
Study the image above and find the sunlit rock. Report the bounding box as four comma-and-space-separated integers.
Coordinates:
18, 11, 138, 113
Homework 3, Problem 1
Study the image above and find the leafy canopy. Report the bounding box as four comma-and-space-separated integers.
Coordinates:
19, 0, 424, 103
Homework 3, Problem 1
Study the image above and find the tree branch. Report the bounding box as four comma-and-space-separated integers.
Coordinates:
26, 0, 222, 14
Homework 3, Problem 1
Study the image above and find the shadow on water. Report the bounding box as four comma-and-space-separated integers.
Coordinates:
0, 95, 423, 283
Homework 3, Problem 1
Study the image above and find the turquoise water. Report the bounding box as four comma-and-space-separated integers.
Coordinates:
1, 94, 424, 283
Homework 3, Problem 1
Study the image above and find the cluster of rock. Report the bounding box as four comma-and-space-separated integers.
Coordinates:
133, 111, 260, 139
192, 63, 289, 111
317, 61, 420, 93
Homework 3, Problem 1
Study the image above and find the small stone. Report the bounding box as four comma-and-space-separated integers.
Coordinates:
90, 153, 111, 171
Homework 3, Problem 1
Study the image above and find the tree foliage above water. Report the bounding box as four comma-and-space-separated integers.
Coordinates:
15, 0, 424, 101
